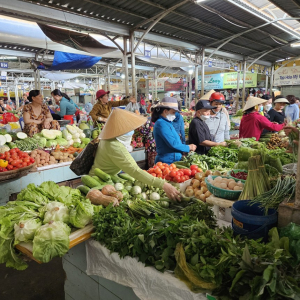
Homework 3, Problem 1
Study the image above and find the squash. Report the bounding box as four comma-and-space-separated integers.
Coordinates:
86, 190, 119, 207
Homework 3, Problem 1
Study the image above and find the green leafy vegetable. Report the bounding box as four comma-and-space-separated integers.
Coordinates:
69, 199, 95, 228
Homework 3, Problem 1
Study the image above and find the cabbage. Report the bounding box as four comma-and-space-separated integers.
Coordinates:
53, 130, 62, 138
67, 139, 74, 147
56, 138, 68, 147
69, 199, 94, 228
33, 221, 71, 263
62, 129, 72, 141
66, 125, 77, 135
43, 201, 70, 224
150, 192, 160, 200
41, 129, 57, 140
46, 140, 58, 148
72, 133, 80, 139
80, 133, 86, 138
0, 145, 10, 153
14, 218, 42, 244
39, 137, 47, 148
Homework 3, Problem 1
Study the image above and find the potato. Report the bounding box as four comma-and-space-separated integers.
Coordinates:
195, 190, 203, 199
205, 191, 211, 198
200, 181, 207, 187
186, 186, 193, 190
202, 186, 208, 193
228, 181, 236, 190
192, 179, 201, 188
199, 194, 206, 202
214, 176, 223, 182
220, 182, 227, 189
40, 160, 46, 165
195, 172, 204, 181
185, 189, 194, 197
205, 170, 212, 177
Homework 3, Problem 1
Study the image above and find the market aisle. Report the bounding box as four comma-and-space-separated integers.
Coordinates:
0, 258, 65, 300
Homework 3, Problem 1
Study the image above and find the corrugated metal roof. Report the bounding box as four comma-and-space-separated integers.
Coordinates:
19, 0, 300, 62
269, 0, 300, 18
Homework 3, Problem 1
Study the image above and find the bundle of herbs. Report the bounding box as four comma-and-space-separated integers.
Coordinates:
238, 155, 270, 200
249, 175, 296, 214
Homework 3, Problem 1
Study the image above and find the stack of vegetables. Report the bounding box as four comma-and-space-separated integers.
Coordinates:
92, 202, 300, 299
0, 181, 101, 269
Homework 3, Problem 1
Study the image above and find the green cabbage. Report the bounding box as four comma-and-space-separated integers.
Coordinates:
41, 129, 57, 140
69, 199, 94, 228
33, 221, 71, 263
43, 202, 70, 224
56, 138, 68, 147
14, 218, 42, 244
46, 140, 58, 148
39, 137, 47, 148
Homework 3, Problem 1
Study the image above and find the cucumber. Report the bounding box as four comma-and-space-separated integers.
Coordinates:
7, 142, 17, 149
91, 184, 106, 190
4, 134, 12, 143
118, 173, 135, 182
81, 175, 101, 188
77, 185, 90, 195
92, 176, 105, 184
16, 132, 28, 140
110, 174, 121, 183
0, 135, 6, 146
94, 168, 111, 182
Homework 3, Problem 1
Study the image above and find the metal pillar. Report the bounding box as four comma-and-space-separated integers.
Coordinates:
154, 67, 158, 100
236, 71, 240, 111
195, 64, 199, 100
145, 79, 149, 100
33, 70, 38, 89
242, 60, 247, 108
185, 76, 188, 107
130, 33, 137, 98
189, 73, 192, 108
37, 69, 41, 90
7, 87, 10, 102
107, 65, 111, 92
265, 73, 269, 95
201, 49, 205, 97
269, 65, 274, 97
123, 37, 129, 96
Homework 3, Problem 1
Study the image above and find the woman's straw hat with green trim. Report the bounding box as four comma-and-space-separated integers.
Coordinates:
242, 96, 267, 112
200, 90, 216, 100
99, 109, 147, 140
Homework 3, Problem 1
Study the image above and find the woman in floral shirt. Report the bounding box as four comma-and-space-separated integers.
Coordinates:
23, 90, 60, 137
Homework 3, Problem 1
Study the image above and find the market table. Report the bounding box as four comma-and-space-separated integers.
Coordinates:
0, 149, 146, 206
63, 219, 230, 300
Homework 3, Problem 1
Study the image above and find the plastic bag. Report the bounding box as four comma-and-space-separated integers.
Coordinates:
279, 222, 300, 264
0, 112, 19, 124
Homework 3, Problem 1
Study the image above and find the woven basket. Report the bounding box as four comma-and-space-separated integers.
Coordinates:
0, 163, 36, 183
226, 169, 247, 184
205, 175, 242, 200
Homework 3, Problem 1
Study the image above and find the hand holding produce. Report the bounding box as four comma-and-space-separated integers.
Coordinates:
162, 182, 182, 202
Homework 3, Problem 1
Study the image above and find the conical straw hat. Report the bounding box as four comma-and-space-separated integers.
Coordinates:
99, 108, 147, 140
242, 96, 267, 112
200, 90, 215, 100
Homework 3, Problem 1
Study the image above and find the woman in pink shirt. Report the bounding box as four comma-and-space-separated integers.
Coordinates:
239, 97, 285, 141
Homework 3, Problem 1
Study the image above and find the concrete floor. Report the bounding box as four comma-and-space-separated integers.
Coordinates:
0, 258, 65, 300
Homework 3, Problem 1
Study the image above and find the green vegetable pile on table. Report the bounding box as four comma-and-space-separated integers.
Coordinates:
0, 181, 101, 269
92, 204, 300, 299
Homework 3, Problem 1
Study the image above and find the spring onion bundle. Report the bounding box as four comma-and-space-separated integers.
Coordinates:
238, 156, 270, 200
249, 176, 296, 213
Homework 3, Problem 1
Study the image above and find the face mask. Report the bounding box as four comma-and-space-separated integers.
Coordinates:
116, 130, 134, 152
166, 114, 176, 122
200, 115, 210, 121
265, 104, 272, 111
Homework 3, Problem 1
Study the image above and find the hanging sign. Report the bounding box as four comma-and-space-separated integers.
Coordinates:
116, 72, 120, 77
223, 72, 257, 89
198, 74, 223, 90
144, 50, 151, 58
234, 66, 238, 71
0, 76, 6, 81
149, 79, 165, 91
274, 66, 300, 86
0, 62, 8, 68
208, 61, 213, 67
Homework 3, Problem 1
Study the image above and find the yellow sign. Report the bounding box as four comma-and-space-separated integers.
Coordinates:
223, 72, 257, 89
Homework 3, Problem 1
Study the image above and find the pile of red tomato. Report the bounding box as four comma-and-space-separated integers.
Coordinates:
0, 148, 35, 172
147, 162, 202, 183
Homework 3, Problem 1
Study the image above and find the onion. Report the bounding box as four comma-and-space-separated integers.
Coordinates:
195, 172, 204, 181
204, 191, 211, 198
228, 181, 236, 190
192, 179, 201, 188
205, 170, 212, 177
220, 183, 227, 189
199, 194, 206, 202
185, 189, 194, 197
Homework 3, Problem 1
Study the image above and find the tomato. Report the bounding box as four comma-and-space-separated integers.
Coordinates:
5, 153, 10, 160
157, 174, 162, 178
156, 162, 163, 167
0, 167, 3, 172
11, 153, 18, 160
17, 163, 23, 168
190, 165, 198, 170
148, 168, 155, 173
15, 148, 20, 152
165, 175, 172, 181
2, 168, 7, 172
29, 157, 35, 163
169, 170, 177, 178
170, 163, 176, 169
177, 171, 184, 177
183, 169, 192, 176
163, 168, 170, 176
21, 162, 27, 168
197, 168, 202, 172
154, 168, 162, 175
174, 175, 181, 183
191, 169, 197, 176
150, 173, 156, 177
0, 154, 4, 160
7, 165, 13, 170
11, 160, 19, 167
9, 149, 16, 154
23, 158, 30, 164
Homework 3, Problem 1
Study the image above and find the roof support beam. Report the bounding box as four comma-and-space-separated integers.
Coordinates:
133, 0, 189, 52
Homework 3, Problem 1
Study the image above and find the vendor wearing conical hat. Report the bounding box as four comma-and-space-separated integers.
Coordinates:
239, 96, 285, 141
89, 109, 182, 201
